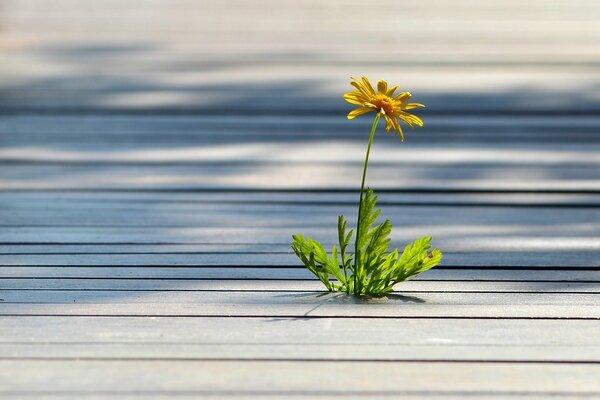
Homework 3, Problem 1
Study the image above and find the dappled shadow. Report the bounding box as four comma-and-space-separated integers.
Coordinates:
0, 1, 599, 307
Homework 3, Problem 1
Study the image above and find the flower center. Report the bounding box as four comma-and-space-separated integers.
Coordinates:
372, 95, 395, 115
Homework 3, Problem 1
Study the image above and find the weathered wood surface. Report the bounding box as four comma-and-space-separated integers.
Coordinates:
2, 290, 600, 319
3, 279, 600, 292
3, 360, 600, 397
1, 0, 600, 397
2, 268, 600, 281
3, 317, 600, 361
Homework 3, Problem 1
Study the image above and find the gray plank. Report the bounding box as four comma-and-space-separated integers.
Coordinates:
2, 115, 600, 142
0, 243, 286, 254
6, 316, 597, 347
1, 291, 599, 318
3, 137, 600, 164
1, 191, 600, 207
3, 65, 599, 113
2, 164, 598, 191
1, 225, 597, 245
3, 343, 599, 364
0, 240, 597, 255
0, 251, 598, 268
5, 66, 598, 113
2, 267, 598, 281
2, 279, 599, 293
1, 317, 599, 362
1, 360, 599, 395
2, 203, 599, 229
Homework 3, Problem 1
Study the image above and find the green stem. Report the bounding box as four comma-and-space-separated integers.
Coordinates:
353, 112, 381, 293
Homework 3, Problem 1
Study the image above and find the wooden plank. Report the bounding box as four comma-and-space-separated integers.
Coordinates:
4, 289, 599, 306
1, 225, 597, 246
5, 342, 600, 362
2, 164, 598, 191
1, 191, 600, 207
0, 266, 314, 279
2, 267, 598, 281
2, 202, 599, 228
0, 239, 598, 255
7, 343, 600, 364
0, 251, 597, 268
2, 68, 598, 113
1, 291, 599, 319
0, 243, 287, 254
6, 316, 597, 347
0, 205, 600, 238
2, 279, 598, 293
2, 120, 599, 162
4, 68, 598, 113
2, 140, 599, 166
1, 360, 599, 395
1, 317, 599, 362
2, 116, 600, 141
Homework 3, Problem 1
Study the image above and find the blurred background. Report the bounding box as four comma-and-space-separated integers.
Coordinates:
1, 1, 599, 113
0, 0, 599, 192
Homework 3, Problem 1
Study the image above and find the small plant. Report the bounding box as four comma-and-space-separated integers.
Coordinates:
291, 76, 442, 296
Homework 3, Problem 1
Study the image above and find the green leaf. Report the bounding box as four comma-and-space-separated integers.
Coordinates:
364, 219, 392, 266
356, 189, 381, 254
291, 233, 347, 290
291, 234, 331, 290
337, 214, 354, 290
392, 236, 443, 282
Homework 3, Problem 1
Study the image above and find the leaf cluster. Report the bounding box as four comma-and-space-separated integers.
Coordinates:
291, 189, 442, 295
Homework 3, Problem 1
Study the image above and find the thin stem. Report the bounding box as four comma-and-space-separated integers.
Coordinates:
353, 112, 381, 293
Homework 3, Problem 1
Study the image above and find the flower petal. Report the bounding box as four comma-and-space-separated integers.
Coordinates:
406, 113, 424, 127
394, 91, 411, 102
384, 115, 393, 132
377, 80, 388, 95
395, 120, 405, 141
343, 92, 368, 106
347, 107, 373, 120
351, 81, 372, 98
403, 102, 425, 110
386, 85, 400, 97
361, 76, 376, 96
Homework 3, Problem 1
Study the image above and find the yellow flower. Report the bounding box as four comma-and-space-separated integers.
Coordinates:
343, 76, 425, 141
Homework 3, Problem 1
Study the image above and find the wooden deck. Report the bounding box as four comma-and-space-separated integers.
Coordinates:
1, 1, 600, 397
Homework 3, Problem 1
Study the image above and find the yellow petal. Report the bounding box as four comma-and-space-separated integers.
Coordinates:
351, 81, 372, 98
391, 116, 401, 133
343, 92, 368, 106
377, 80, 388, 95
347, 107, 373, 120
403, 102, 425, 110
405, 113, 424, 127
397, 122, 405, 141
386, 85, 400, 97
395, 91, 411, 102
395, 113, 414, 128
384, 115, 393, 132
361, 76, 376, 96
